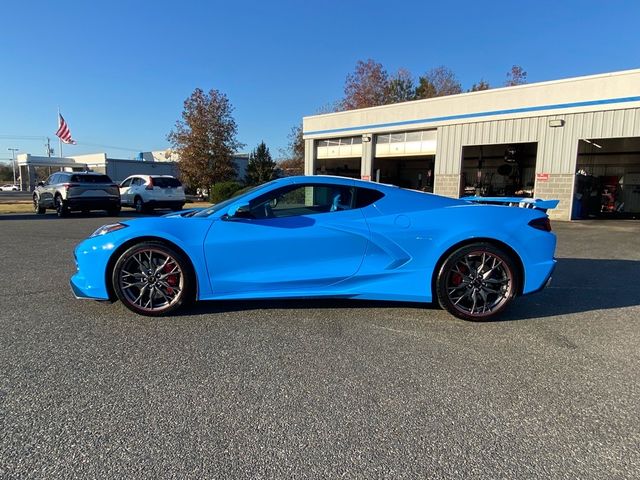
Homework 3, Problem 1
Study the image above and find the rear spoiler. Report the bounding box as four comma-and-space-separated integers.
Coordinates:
464, 197, 559, 212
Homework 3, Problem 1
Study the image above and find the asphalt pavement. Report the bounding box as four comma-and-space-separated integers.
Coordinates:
0, 212, 639, 479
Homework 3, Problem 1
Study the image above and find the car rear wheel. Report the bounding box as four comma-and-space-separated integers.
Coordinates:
112, 241, 193, 316
436, 243, 519, 321
134, 196, 146, 213
33, 196, 46, 214
55, 195, 69, 217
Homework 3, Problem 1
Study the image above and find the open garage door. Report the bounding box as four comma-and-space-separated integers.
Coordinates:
461, 143, 537, 198
315, 137, 362, 178
373, 130, 437, 191
573, 137, 640, 219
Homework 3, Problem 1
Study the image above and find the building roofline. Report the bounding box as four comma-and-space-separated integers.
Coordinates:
303, 68, 640, 121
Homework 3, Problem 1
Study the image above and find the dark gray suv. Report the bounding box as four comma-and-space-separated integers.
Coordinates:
33, 172, 121, 217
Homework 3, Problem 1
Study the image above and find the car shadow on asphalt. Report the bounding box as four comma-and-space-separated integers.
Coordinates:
499, 258, 640, 321
181, 258, 640, 321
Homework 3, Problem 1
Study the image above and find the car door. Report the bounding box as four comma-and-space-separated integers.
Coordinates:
40, 174, 58, 207
119, 177, 133, 205
203, 183, 370, 295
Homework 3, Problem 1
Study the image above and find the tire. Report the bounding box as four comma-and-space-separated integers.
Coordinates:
134, 196, 146, 214
435, 243, 519, 321
33, 195, 46, 214
112, 241, 194, 316
55, 195, 69, 217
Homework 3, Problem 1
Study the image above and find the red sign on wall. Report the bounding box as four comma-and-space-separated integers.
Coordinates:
361, 175, 371, 181
536, 173, 550, 181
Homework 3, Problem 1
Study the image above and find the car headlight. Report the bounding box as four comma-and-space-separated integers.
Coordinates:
90, 223, 128, 238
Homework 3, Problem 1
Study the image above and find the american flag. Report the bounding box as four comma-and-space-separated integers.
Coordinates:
55, 113, 77, 144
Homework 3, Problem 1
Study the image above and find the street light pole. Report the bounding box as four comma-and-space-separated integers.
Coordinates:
8, 148, 18, 189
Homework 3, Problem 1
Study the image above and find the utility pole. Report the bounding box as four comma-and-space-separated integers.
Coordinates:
45, 137, 52, 157
8, 148, 18, 189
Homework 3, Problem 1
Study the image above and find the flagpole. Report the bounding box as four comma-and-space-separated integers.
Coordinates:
57, 107, 63, 158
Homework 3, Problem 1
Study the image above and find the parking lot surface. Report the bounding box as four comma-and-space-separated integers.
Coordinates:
1, 213, 639, 479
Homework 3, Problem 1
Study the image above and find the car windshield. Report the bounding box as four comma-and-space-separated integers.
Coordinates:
70, 174, 113, 183
193, 181, 278, 218
152, 177, 181, 188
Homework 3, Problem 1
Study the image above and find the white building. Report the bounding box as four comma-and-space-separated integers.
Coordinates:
303, 69, 640, 220
16, 151, 250, 191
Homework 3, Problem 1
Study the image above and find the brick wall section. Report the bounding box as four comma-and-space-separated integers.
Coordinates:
534, 174, 574, 221
434, 174, 462, 198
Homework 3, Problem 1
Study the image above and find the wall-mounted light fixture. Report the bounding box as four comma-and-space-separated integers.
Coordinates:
362, 135, 372, 142
548, 119, 565, 127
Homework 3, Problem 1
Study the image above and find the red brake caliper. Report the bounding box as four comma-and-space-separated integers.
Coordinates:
163, 263, 177, 295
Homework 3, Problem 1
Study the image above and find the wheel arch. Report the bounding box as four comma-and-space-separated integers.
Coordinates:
430, 237, 525, 301
105, 236, 198, 301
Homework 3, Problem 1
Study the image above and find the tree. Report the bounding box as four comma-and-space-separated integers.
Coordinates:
505, 65, 527, 86
469, 80, 491, 92
342, 59, 389, 110
245, 141, 277, 185
278, 124, 305, 176
386, 68, 416, 104
167, 88, 242, 190
0, 164, 13, 182
415, 66, 462, 99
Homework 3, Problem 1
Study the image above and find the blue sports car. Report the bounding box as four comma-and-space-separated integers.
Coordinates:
71, 175, 557, 321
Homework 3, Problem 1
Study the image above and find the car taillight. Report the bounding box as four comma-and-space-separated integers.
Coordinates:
528, 217, 552, 232
62, 183, 78, 191
145, 178, 154, 190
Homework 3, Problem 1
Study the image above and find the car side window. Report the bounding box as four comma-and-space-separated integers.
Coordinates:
49, 174, 59, 184
354, 187, 384, 208
121, 178, 132, 188
248, 184, 354, 219
132, 178, 142, 187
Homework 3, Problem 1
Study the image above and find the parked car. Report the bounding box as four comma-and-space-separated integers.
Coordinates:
119, 175, 185, 213
71, 175, 558, 320
33, 172, 121, 217
0, 184, 19, 191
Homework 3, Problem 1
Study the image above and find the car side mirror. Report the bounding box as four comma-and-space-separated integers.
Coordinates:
37, 181, 45, 187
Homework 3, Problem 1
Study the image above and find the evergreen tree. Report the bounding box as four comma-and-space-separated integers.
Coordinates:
245, 141, 277, 185
386, 68, 416, 104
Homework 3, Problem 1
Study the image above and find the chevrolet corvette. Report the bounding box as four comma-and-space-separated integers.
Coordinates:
70, 175, 557, 321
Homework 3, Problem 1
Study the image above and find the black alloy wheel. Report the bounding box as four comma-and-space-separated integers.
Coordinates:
55, 195, 69, 217
436, 243, 519, 321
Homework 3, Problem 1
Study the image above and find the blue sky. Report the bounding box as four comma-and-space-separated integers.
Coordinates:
1, 0, 639, 162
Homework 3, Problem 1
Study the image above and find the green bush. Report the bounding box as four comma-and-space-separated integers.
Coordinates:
209, 181, 243, 203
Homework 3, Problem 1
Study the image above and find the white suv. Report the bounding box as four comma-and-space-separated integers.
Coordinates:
119, 175, 185, 213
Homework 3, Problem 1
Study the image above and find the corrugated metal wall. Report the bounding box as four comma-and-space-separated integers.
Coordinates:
435, 108, 640, 175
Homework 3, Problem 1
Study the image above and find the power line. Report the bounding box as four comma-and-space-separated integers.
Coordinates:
0, 135, 46, 141
74, 141, 143, 152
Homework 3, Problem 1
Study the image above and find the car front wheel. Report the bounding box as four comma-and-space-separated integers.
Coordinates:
436, 243, 519, 321
112, 241, 193, 316
33, 196, 46, 214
